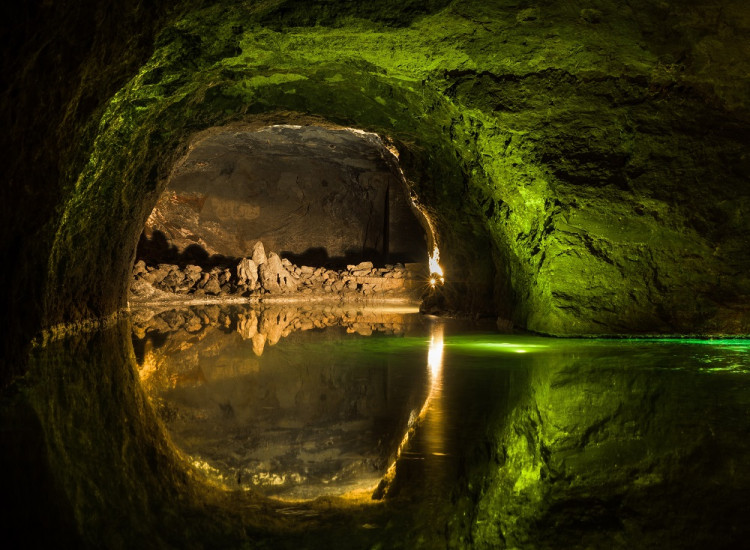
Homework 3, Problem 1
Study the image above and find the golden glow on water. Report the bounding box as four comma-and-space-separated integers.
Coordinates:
135, 305, 456, 504
423, 323, 446, 461
428, 325, 444, 379
375, 322, 445, 499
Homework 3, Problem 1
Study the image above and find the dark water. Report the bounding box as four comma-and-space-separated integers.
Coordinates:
7, 304, 750, 549
127, 304, 750, 548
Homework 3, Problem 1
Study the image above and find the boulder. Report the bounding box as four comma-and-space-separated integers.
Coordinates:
259, 252, 298, 293
184, 265, 203, 285
350, 261, 373, 272
236, 257, 258, 287
219, 268, 232, 285
252, 241, 267, 266
142, 265, 170, 284
204, 275, 221, 295
162, 269, 185, 289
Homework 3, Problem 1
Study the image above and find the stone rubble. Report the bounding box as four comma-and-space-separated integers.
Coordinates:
130, 241, 414, 301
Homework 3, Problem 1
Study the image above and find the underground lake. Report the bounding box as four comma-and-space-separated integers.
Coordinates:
5, 304, 748, 548
4, 0, 750, 548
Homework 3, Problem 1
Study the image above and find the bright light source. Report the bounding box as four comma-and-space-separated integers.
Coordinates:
428, 247, 444, 279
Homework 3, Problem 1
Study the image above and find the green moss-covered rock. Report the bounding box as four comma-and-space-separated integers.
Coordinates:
4, 0, 750, 378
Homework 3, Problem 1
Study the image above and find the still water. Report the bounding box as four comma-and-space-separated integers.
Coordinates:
128, 304, 750, 548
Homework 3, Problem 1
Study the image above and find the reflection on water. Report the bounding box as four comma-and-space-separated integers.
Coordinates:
18, 302, 743, 547
131, 304, 433, 499
421, 322, 445, 463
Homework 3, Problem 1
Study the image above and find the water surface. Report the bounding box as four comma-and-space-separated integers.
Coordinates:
127, 304, 750, 548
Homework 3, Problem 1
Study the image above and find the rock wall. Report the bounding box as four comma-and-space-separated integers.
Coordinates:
6, 1, 750, 548
139, 126, 428, 266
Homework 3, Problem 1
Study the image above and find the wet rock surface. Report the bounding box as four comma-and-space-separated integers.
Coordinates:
130, 241, 423, 303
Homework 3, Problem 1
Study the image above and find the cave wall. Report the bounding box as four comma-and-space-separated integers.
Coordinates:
140, 126, 427, 266
3, 0, 750, 380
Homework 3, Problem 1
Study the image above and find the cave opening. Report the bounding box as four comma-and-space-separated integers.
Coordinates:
131, 124, 439, 302
128, 125, 457, 501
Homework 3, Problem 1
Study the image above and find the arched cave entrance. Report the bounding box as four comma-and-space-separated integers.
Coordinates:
131, 124, 434, 302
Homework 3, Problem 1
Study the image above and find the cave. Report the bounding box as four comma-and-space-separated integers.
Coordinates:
2, 1, 750, 548
130, 124, 433, 303
138, 125, 428, 269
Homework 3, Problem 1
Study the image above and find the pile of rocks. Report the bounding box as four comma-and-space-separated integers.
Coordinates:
131, 241, 414, 301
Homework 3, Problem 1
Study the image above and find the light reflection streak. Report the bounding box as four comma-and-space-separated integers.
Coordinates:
374, 322, 445, 499
428, 326, 444, 379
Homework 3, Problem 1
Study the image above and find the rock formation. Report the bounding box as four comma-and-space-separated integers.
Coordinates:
259, 252, 297, 293
235, 258, 258, 288
130, 242, 420, 302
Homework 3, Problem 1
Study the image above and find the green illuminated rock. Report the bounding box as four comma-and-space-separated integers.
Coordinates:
4, 0, 750, 371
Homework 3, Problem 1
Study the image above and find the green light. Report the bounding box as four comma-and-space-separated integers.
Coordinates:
444, 338, 550, 354
645, 338, 750, 346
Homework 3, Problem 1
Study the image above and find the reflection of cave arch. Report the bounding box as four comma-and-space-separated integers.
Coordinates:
137, 124, 432, 271
132, 303, 432, 501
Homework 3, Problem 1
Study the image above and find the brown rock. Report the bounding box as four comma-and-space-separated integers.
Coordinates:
143, 266, 170, 284
184, 265, 203, 285
204, 275, 221, 295
259, 252, 298, 293
219, 268, 232, 285
252, 241, 267, 266
236, 258, 258, 287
